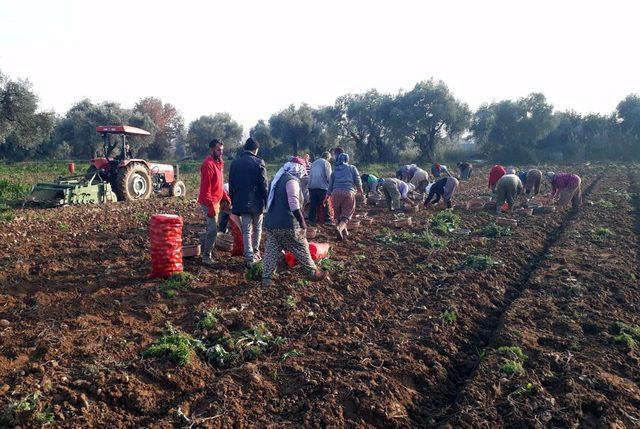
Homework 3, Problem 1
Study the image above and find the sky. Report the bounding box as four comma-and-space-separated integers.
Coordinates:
0, 0, 638, 131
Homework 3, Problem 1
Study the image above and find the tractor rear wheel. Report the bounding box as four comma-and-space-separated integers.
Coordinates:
115, 163, 152, 201
170, 180, 186, 198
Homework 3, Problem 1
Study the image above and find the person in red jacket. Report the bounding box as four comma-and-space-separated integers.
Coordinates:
198, 139, 231, 266
488, 164, 506, 193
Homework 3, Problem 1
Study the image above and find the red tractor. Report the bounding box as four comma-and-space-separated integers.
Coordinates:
90, 125, 186, 201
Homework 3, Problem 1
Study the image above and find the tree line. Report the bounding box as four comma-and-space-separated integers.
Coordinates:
1, 68, 639, 163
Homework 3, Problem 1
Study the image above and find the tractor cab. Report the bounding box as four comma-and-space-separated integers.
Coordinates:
91, 125, 151, 171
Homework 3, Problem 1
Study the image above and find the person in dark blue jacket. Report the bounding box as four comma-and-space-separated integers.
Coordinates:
229, 138, 269, 267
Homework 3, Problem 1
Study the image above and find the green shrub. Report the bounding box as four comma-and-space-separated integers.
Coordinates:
159, 272, 194, 298
431, 211, 460, 234
245, 261, 263, 281
142, 324, 205, 366
441, 309, 458, 325
0, 179, 31, 202
594, 199, 615, 208
481, 222, 512, 238
196, 307, 220, 330
204, 323, 286, 368
497, 346, 528, 361
500, 360, 524, 375
463, 254, 501, 270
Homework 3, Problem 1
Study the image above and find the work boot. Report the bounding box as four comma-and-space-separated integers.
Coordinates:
307, 269, 327, 282
202, 257, 215, 267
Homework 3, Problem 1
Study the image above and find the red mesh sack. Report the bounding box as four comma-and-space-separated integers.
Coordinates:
284, 242, 331, 267
149, 214, 183, 278
230, 220, 244, 256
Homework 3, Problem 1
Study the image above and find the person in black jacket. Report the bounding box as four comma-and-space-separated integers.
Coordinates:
229, 138, 269, 266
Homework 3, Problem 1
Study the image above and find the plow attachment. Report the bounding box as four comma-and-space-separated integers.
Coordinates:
24, 172, 117, 207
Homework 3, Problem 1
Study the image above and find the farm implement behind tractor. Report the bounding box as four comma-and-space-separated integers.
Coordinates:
25, 125, 186, 207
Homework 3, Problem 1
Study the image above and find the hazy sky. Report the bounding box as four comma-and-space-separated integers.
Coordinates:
1, 0, 638, 130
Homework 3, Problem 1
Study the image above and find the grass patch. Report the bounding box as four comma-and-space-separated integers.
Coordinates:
245, 261, 263, 281
196, 307, 220, 330
462, 254, 502, 270
481, 222, 512, 238
204, 323, 286, 368
0, 204, 13, 223
0, 179, 31, 202
440, 309, 458, 325
159, 272, 194, 298
142, 324, 205, 366
430, 211, 460, 234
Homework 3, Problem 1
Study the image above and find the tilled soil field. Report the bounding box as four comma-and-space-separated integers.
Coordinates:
0, 165, 638, 428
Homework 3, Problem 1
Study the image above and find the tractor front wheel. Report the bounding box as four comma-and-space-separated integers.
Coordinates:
170, 180, 186, 198
115, 163, 152, 201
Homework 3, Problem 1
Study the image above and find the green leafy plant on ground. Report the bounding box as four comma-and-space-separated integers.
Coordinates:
0, 204, 13, 223
142, 324, 205, 366
196, 307, 220, 330
285, 295, 298, 309
205, 323, 286, 368
245, 261, 263, 281
318, 258, 343, 271
612, 321, 640, 349
375, 230, 446, 248
497, 346, 528, 361
159, 272, 195, 298
431, 211, 460, 234
594, 199, 615, 208
497, 345, 528, 375
462, 254, 502, 270
501, 360, 524, 375
0, 179, 31, 202
280, 349, 302, 362
593, 227, 614, 237
481, 222, 512, 238
0, 392, 53, 426
441, 309, 458, 325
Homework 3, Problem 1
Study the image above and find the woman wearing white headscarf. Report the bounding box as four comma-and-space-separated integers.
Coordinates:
262, 160, 327, 286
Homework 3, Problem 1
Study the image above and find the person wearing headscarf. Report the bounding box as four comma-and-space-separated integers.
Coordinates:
495, 173, 523, 213
546, 171, 582, 209
424, 177, 459, 209
380, 178, 416, 211
327, 153, 364, 240
457, 162, 473, 181
431, 163, 451, 178
408, 167, 431, 193
361, 173, 380, 196
518, 169, 543, 200
488, 164, 506, 193
395, 164, 417, 182
262, 160, 327, 286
